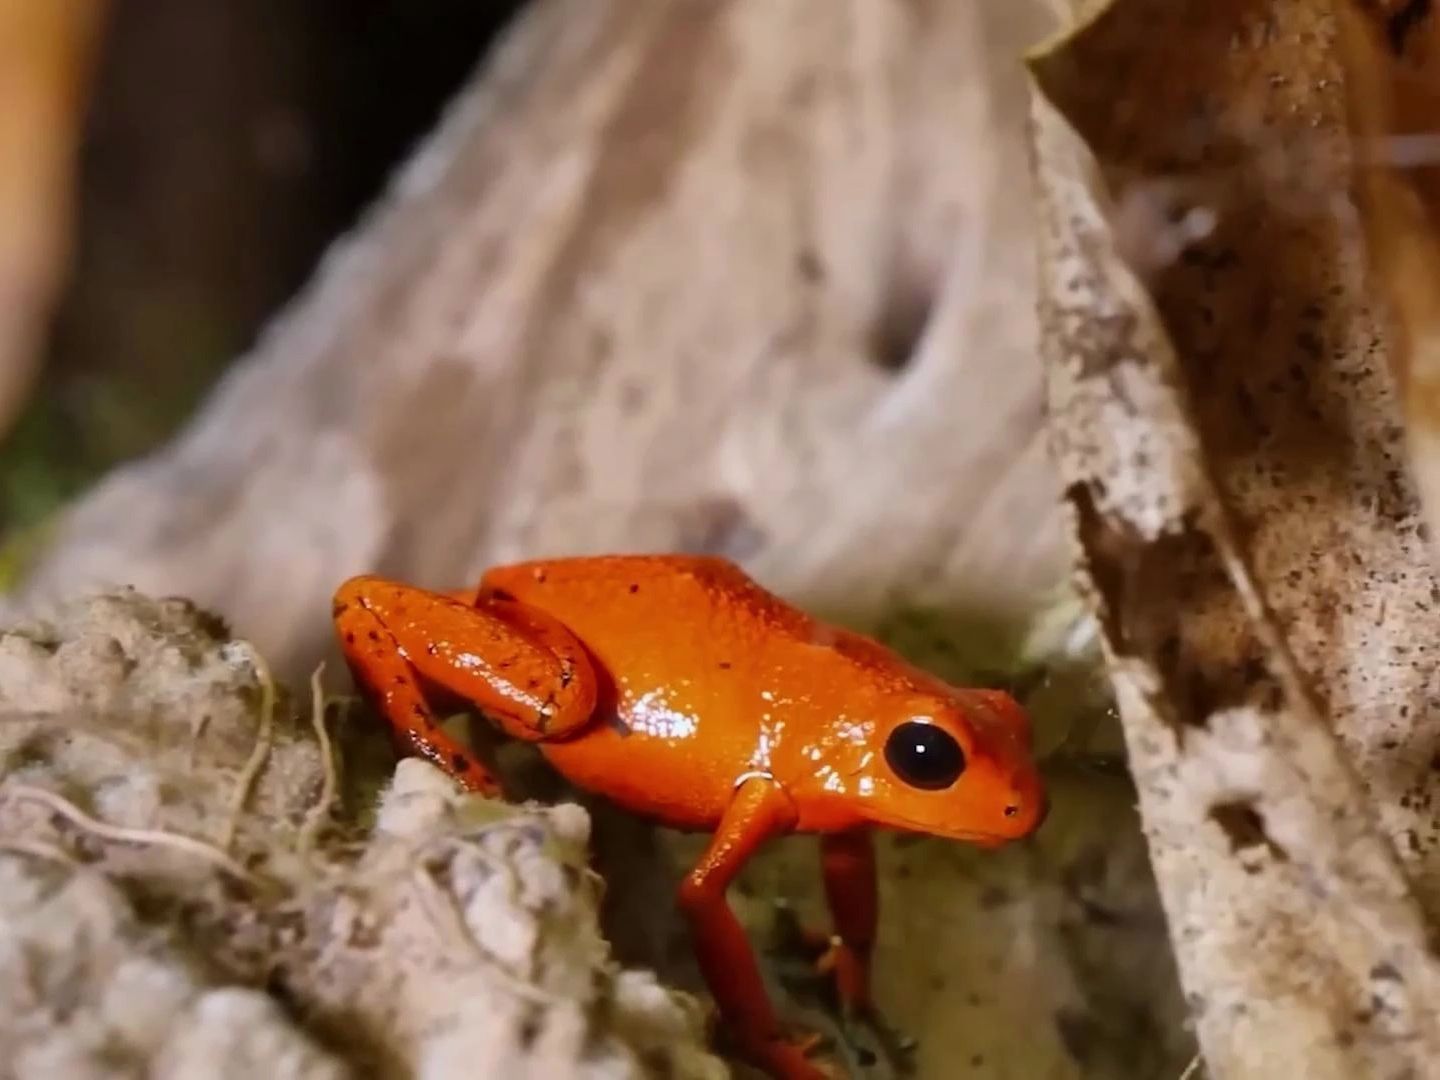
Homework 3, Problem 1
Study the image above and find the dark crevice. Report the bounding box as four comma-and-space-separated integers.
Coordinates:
868, 277, 933, 373
1067, 482, 1285, 731
1386, 0, 1432, 55
1210, 800, 1289, 863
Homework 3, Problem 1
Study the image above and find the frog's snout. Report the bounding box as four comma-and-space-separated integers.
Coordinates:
1001, 779, 1048, 836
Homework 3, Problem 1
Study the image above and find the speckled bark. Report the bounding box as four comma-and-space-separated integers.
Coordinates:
1031, 1, 1440, 1075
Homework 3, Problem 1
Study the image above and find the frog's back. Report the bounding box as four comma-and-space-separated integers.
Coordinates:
483, 555, 809, 640
478, 555, 818, 829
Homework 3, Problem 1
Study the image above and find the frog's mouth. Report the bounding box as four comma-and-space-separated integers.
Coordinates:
878, 817, 1019, 847
874, 785, 1049, 844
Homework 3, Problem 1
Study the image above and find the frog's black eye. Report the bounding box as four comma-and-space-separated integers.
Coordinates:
884, 721, 965, 791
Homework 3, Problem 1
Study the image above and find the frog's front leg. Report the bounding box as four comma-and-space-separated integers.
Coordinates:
332, 575, 597, 795
681, 776, 833, 1080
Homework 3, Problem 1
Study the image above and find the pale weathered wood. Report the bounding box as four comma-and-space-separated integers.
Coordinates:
8, 0, 1065, 677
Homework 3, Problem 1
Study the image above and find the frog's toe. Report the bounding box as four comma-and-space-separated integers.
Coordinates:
742, 1031, 837, 1080
811, 938, 872, 1018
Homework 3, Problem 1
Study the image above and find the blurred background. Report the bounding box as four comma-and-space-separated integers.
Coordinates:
0, 1, 525, 543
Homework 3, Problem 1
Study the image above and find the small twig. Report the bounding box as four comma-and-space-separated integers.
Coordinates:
187, 710, 209, 772
220, 643, 277, 850
1, 782, 268, 890
298, 662, 341, 855
0, 837, 79, 868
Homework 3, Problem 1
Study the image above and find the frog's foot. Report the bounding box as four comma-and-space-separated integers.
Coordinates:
785, 920, 872, 1019
813, 936, 871, 1018
701, 989, 835, 1080
728, 1027, 837, 1080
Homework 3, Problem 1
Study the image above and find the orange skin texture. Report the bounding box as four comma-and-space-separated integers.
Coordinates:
333, 555, 1045, 1080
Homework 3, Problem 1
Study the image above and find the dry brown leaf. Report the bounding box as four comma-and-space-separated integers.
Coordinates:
1031, 0, 1440, 1075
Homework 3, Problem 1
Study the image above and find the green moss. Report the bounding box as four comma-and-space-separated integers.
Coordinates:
869, 605, 1031, 686
0, 403, 89, 534
0, 516, 59, 594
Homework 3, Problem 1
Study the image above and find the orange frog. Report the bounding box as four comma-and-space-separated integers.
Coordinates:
333, 554, 1046, 1080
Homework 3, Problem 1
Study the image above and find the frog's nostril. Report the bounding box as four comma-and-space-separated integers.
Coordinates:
1006, 791, 1048, 830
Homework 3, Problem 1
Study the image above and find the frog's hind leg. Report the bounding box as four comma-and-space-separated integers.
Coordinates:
333, 575, 597, 795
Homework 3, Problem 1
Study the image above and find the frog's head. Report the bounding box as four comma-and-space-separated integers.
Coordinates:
853, 687, 1046, 845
